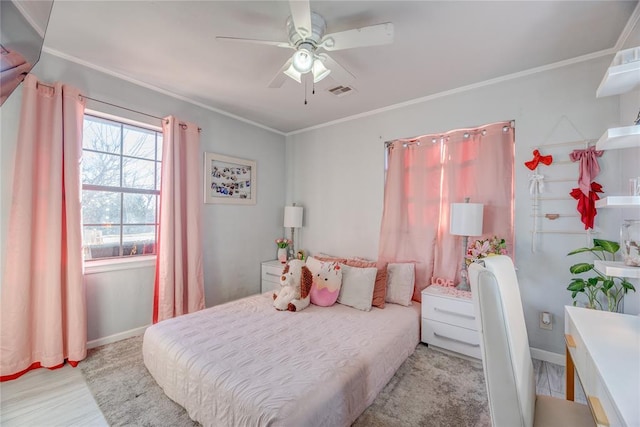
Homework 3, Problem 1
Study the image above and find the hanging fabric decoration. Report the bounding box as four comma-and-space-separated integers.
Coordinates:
569, 146, 603, 196
529, 174, 545, 195
570, 182, 604, 229
524, 149, 553, 170
525, 149, 553, 253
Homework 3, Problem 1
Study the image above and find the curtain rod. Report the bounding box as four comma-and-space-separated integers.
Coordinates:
34, 81, 202, 132
384, 120, 516, 147
82, 94, 166, 123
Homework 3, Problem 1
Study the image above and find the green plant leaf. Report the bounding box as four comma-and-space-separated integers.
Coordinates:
570, 263, 594, 274
567, 247, 592, 256
593, 239, 619, 254
587, 277, 600, 286
567, 280, 585, 292
601, 279, 614, 291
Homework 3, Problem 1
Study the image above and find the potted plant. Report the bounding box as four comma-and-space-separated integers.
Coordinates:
566, 238, 636, 311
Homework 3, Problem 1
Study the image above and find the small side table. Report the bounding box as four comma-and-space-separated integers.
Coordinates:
421, 285, 480, 359
261, 260, 284, 293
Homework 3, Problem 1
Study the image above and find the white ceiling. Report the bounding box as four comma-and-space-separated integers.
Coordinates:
39, 1, 638, 134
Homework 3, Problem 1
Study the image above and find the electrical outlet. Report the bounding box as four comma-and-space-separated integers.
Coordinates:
539, 311, 553, 330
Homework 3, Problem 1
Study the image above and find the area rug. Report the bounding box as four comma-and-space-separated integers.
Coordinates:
80, 335, 490, 427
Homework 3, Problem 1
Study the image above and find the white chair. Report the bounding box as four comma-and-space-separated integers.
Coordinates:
468, 255, 594, 427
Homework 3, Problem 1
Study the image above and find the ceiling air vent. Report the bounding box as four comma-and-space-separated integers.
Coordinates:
328, 85, 356, 97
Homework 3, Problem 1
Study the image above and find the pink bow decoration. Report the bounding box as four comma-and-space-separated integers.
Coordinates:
524, 150, 553, 170
570, 146, 603, 196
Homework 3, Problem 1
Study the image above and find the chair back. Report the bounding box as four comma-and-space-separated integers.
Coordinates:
468, 255, 536, 427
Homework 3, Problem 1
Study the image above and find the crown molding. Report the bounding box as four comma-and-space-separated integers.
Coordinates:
286, 47, 615, 136
41, 47, 285, 136
42, 37, 620, 138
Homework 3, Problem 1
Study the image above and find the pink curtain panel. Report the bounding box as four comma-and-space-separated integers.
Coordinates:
378, 122, 515, 302
153, 116, 205, 323
1, 74, 87, 381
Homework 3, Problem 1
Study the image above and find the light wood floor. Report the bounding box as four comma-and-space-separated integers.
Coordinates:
0, 364, 107, 426
0, 358, 585, 426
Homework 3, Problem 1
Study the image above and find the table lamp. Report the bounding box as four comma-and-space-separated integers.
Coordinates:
450, 198, 483, 291
284, 204, 303, 260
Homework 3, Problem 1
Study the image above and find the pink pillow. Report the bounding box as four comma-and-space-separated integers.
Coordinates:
306, 257, 343, 306
344, 258, 387, 308
314, 253, 348, 263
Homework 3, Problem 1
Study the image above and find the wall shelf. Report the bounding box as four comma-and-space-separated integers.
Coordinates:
594, 260, 640, 279
595, 196, 640, 208
595, 125, 640, 151
596, 47, 640, 98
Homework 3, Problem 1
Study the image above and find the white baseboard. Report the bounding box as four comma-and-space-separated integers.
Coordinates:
530, 347, 564, 366
87, 325, 149, 349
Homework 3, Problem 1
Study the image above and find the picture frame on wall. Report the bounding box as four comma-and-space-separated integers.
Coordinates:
204, 152, 256, 205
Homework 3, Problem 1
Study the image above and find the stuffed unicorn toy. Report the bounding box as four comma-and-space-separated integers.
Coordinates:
273, 259, 313, 312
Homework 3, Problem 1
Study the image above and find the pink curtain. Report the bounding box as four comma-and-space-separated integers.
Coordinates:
378, 138, 443, 302
378, 122, 514, 302
1, 74, 86, 381
153, 116, 205, 323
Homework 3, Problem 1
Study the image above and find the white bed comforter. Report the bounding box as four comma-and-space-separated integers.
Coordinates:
143, 292, 420, 427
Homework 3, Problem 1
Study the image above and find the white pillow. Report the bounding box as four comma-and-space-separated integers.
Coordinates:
337, 264, 377, 311
385, 263, 414, 306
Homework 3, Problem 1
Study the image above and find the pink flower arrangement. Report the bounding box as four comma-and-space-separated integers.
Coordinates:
275, 238, 291, 249
465, 236, 507, 265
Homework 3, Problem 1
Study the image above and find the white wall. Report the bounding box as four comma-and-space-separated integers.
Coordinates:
287, 55, 640, 355
0, 52, 287, 343
1, 48, 638, 352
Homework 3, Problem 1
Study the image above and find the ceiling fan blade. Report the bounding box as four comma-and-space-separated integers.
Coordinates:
216, 36, 292, 49
288, 0, 312, 38
319, 53, 355, 86
321, 23, 394, 51
268, 58, 295, 88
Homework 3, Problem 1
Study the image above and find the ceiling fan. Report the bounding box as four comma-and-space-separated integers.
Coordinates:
216, 0, 394, 88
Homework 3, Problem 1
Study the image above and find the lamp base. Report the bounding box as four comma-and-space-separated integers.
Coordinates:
457, 234, 471, 292
289, 227, 295, 260
456, 281, 471, 292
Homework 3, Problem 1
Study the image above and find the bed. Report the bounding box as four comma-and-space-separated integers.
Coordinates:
143, 292, 420, 427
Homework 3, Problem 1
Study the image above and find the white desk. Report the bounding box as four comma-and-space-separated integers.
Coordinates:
564, 306, 640, 427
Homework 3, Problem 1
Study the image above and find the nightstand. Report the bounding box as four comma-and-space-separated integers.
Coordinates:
261, 260, 284, 293
421, 285, 480, 359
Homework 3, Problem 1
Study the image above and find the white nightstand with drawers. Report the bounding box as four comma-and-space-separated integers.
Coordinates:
261, 260, 285, 293
421, 285, 481, 359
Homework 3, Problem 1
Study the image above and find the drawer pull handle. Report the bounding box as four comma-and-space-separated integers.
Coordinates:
434, 307, 475, 320
433, 332, 480, 347
265, 272, 281, 277
565, 334, 576, 348
587, 396, 609, 426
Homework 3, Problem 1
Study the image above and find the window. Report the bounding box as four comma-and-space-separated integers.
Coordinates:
81, 114, 162, 260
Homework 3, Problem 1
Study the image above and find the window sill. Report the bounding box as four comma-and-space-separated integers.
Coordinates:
84, 255, 156, 275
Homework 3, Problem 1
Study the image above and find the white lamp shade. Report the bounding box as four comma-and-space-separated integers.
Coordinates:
284, 63, 302, 83
292, 47, 313, 74
450, 203, 483, 236
312, 59, 331, 83
284, 206, 303, 228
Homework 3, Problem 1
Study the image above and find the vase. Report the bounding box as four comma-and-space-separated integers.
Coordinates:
277, 247, 288, 264
620, 219, 640, 267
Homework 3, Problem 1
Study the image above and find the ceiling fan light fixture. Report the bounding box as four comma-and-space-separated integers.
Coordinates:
284, 63, 302, 83
312, 59, 331, 83
292, 44, 314, 74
